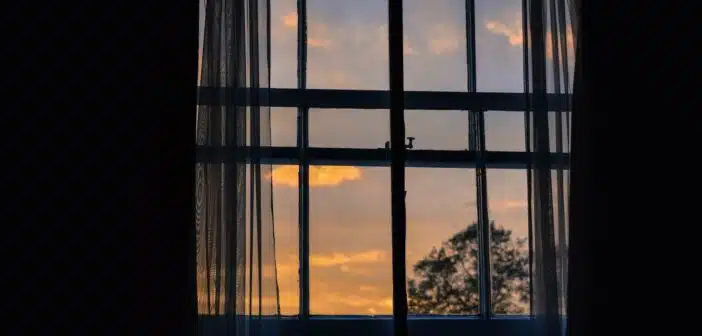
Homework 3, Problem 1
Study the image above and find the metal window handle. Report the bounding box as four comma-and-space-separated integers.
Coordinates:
381, 137, 415, 150
406, 137, 415, 149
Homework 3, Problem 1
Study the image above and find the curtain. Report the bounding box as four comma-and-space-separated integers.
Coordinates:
524, 0, 576, 335
196, 0, 279, 335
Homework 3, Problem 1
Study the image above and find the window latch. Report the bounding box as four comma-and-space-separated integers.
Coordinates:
380, 137, 416, 150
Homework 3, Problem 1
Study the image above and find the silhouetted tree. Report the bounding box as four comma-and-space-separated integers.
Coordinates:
408, 222, 529, 314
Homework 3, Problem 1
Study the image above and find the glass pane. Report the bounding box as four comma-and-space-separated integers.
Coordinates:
271, 0, 298, 88
309, 109, 389, 149
406, 168, 479, 315
405, 110, 469, 150
271, 108, 297, 147
476, 0, 524, 92
268, 164, 301, 315
403, 0, 468, 91
484, 111, 526, 151
307, 0, 388, 90
486, 169, 530, 315
309, 166, 392, 315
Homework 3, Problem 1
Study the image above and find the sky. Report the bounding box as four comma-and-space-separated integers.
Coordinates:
198, 0, 574, 316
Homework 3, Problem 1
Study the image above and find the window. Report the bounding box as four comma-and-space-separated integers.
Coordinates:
197, 0, 571, 334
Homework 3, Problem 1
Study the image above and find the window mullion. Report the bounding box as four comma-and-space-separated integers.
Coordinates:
465, 0, 492, 320
296, 0, 310, 320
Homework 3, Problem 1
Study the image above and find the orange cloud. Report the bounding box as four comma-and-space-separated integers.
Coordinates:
282, 12, 297, 28
269, 165, 362, 187
485, 18, 574, 61
485, 20, 524, 46
266, 250, 391, 314
310, 250, 385, 267
280, 11, 332, 49
359, 285, 377, 292
317, 292, 393, 312
499, 200, 528, 210
428, 24, 461, 55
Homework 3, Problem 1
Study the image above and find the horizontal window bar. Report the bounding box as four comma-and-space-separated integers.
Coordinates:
197, 316, 536, 336
197, 88, 571, 111
195, 146, 569, 169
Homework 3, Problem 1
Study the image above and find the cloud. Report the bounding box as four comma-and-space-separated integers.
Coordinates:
264, 249, 392, 314
317, 292, 394, 311
501, 200, 528, 209
485, 17, 574, 61
280, 11, 333, 49
490, 199, 528, 212
263, 261, 297, 280
428, 24, 461, 55
359, 285, 377, 292
268, 165, 362, 187
485, 20, 524, 46
310, 250, 385, 267
282, 12, 297, 28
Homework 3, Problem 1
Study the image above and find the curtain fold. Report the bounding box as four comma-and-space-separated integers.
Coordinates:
196, 0, 278, 335
524, 0, 575, 335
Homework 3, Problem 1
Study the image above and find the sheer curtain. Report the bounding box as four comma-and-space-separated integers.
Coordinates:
196, 0, 280, 335
524, 0, 576, 335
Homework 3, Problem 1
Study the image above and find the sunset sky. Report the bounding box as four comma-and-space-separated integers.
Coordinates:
198, 0, 572, 316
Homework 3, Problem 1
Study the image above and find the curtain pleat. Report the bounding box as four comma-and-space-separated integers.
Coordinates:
524, 0, 574, 335
196, 0, 277, 335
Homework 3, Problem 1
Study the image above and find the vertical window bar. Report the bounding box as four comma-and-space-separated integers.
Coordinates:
475, 111, 492, 319
388, 0, 408, 334
466, 0, 492, 319
296, 0, 310, 320
464, 0, 477, 93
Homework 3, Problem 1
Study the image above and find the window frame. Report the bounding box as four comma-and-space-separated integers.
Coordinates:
195, 0, 570, 332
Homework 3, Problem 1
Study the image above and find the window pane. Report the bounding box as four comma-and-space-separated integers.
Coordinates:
403, 0, 467, 91
486, 169, 530, 315
309, 109, 389, 149
271, 0, 298, 88
307, 0, 388, 90
407, 168, 479, 315
406, 110, 469, 150
476, 0, 524, 92
484, 111, 525, 151
268, 164, 301, 315
309, 166, 392, 315
271, 108, 297, 147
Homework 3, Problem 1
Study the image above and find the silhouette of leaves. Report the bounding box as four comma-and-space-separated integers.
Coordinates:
408, 222, 529, 315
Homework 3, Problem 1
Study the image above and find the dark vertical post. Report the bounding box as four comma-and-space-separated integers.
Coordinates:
465, 0, 492, 319
296, 0, 310, 320
388, 0, 407, 335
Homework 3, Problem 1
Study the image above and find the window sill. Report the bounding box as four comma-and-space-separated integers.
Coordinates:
198, 315, 536, 336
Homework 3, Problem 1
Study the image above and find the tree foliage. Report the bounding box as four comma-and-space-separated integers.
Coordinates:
407, 222, 530, 315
